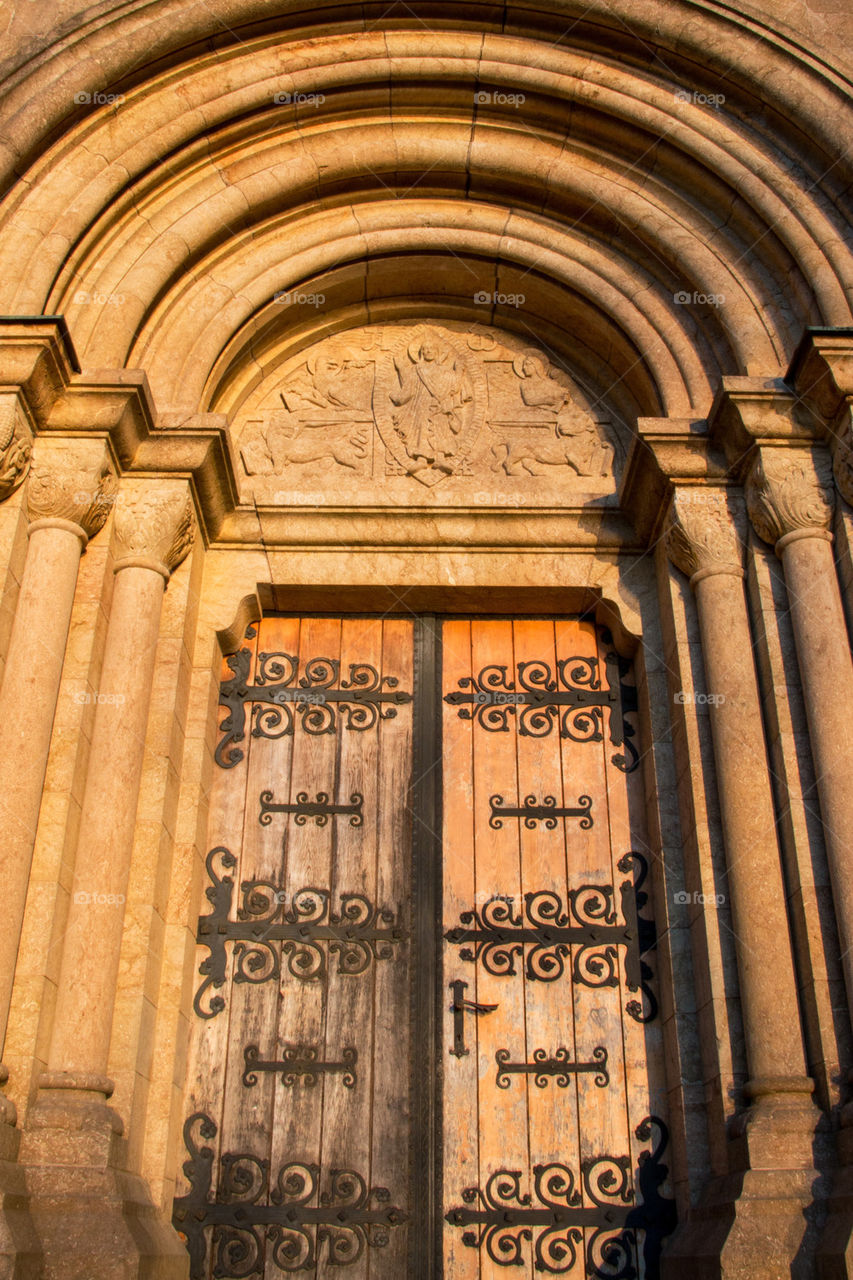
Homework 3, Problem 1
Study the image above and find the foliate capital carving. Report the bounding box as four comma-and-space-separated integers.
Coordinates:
745, 447, 834, 548
112, 481, 195, 578
0, 394, 33, 501
26, 438, 117, 538
664, 488, 744, 583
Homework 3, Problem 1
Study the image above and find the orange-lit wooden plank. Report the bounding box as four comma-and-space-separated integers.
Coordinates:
441, 618, 480, 1280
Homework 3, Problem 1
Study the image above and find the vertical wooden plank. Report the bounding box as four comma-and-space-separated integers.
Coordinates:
368, 617, 414, 1279
441, 618, 480, 1280
512, 619, 585, 1280
555, 618, 634, 1279
220, 617, 301, 1278
178, 628, 257, 1278
470, 619, 532, 1280
313, 617, 380, 1280
268, 616, 342, 1277
598, 629, 669, 1280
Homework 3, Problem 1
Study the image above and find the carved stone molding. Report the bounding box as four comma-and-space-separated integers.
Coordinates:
113, 480, 195, 578
832, 411, 853, 509
26, 438, 117, 539
0, 393, 33, 501
745, 447, 834, 548
664, 487, 744, 583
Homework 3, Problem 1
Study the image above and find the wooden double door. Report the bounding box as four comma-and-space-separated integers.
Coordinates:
174, 615, 674, 1279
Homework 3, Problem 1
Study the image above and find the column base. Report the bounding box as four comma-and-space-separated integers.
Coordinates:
18, 1082, 187, 1280
0, 1115, 41, 1280
816, 1103, 853, 1279
662, 1086, 832, 1279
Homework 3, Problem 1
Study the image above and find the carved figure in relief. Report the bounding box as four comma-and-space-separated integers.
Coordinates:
281, 349, 372, 414
241, 409, 369, 474
491, 352, 614, 477
389, 336, 474, 476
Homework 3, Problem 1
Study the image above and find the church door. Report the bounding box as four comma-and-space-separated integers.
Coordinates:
173, 615, 675, 1279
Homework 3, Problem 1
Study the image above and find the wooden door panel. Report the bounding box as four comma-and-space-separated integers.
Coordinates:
176, 613, 675, 1280
441, 618, 674, 1280
175, 617, 415, 1279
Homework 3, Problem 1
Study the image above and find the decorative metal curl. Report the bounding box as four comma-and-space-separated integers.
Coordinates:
444, 853, 658, 1022
444, 629, 638, 771
216, 648, 412, 768
173, 1113, 407, 1278
444, 1115, 676, 1278
193, 849, 407, 1017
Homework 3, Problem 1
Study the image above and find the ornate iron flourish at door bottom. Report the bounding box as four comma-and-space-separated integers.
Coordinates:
445, 1116, 676, 1278
193, 846, 407, 1018
444, 852, 658, 1022
173, 1113, 408, 1277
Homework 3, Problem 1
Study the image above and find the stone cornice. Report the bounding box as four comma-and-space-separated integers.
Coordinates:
0, 317, 79, 427
706, 377, 818, 476
619, 417, 728, 546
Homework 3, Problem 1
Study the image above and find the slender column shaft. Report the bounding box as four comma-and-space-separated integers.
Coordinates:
43, 479, 194, 1089
47, 565, 165, 1078
692, 569, 807, 1083
778, 533, 853, 1012
0, 522, 86, 1053
666, 489, 810, 1093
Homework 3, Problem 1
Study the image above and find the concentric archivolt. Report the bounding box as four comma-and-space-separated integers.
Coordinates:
0, 16, 849, 429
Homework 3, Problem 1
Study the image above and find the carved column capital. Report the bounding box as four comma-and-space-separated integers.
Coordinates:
745, 447, 834, 551
26, 438, 117, 542
0, 394, 33, 501
664, 487, 744, 585
112, 480, 195, 579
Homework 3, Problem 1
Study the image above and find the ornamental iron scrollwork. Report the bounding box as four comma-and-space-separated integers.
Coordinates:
216, 648, 413, 768
193, 847, 407, 1018
443, 852, 658, 1022
489, 793, 593, 830
443, 632, 639, 772
173, 1113, 408, 1277
259, 789, 364, 828
495, 1045, 609, 1090
445, 1115, 676, 1278
242, 1043, 358, 1089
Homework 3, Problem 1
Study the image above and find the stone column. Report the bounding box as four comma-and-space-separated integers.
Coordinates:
662, 486, 822, 1279
0, 439, 115, 1106
43, 479, 194, 1094
21, 479, 194, 1280
746, 447, 853, 1022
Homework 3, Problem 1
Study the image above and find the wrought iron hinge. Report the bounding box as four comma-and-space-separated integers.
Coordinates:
216, 648, 413, 768
259, 788, 364, 828
489, 793, 593, 829
173, 1113, 408, 1277
443, 852, 658, 1023
495, 1045, 609, 1089
242, 1043, 358, 1089
445, 1115, 676, 1278
443, 630, 638, 771
449, 979, 497, 1057
193, 846, 407, 1018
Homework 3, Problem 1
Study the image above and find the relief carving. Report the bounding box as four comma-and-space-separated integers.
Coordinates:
113, 481, 195, 575
665, 489, 743, 581
235, 323, 620, 498
0, 394, 32, 500
26, 438, 117, 538
745, 448, 834, 546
